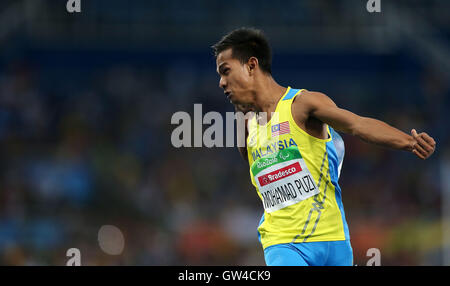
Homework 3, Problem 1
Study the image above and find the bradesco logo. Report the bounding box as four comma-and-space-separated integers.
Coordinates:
258, 162, 302, 187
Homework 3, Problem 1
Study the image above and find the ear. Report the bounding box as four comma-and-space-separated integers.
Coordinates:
247, 57, 258, 74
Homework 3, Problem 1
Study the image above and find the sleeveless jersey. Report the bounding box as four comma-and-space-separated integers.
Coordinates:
246, 87, 350, 249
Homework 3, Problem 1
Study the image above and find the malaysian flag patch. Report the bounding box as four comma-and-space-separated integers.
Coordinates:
271, 121, 290, 137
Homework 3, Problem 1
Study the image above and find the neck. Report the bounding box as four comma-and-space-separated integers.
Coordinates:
252, 76, 287, 123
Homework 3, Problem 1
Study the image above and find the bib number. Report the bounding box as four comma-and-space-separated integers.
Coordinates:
252, 147, 319, 213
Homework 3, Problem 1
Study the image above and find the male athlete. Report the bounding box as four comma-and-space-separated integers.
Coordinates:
212, 28, 436, 266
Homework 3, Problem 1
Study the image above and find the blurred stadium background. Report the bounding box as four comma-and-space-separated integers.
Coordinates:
0, 0, 449, 265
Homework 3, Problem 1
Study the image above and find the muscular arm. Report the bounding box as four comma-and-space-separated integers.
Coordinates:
295, 91, 436, 159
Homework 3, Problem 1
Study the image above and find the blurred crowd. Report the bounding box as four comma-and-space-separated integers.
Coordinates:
0, 0, 449, 266
0, 49, 448, 265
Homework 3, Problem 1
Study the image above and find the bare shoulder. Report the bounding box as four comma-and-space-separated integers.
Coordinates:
291, 90, 333, 139
292, 90, 334, 117
293, 90, 334, 108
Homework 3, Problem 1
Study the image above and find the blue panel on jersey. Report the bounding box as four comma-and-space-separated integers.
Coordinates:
330, 128, 345, 177
326, 130, 350, 240
282, 88, 300, 100
257, 213, 265, 243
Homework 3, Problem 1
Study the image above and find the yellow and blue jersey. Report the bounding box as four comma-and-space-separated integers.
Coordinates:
246, 87, 350, 249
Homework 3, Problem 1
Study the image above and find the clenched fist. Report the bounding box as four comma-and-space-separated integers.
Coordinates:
410, 129, 436, 160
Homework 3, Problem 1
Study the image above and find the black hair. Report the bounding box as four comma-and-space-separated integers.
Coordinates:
212, 27, 272, 75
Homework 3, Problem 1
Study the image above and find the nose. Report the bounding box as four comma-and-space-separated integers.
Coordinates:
219, 77, 227, 89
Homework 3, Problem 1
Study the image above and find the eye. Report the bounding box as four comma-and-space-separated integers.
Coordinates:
223, 68, 230, 75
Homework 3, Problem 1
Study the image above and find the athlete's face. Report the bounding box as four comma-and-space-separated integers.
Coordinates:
216, 48, 256, 107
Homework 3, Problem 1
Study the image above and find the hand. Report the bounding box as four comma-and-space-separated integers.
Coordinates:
410, 129, 436, 160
